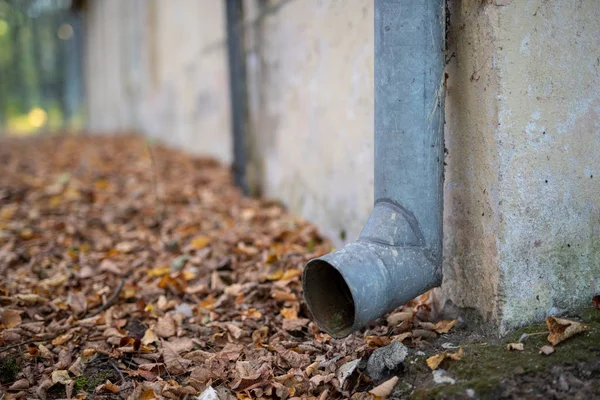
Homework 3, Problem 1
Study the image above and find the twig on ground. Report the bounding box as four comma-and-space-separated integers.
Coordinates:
109, 359, 125, 383
0, 338, 36, 353
86, 278, 126, 318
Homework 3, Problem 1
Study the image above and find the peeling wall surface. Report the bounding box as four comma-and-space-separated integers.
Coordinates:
84, 0, 600, 333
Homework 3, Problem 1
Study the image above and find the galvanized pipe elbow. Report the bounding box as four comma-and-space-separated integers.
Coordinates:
303, 200, 442, 338
302, 0, 446, 338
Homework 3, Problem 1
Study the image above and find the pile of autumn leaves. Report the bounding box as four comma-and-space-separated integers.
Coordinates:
0, 136, 593, 400
0, 136, 449, 400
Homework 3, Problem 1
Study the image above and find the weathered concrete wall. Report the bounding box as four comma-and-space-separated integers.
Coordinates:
493, 0, 600, 332
84, 0, 231, 162
246, 0, 374, 245
83, 0, 600, 333
443, 0, 600, 333
442, 0, 503, 327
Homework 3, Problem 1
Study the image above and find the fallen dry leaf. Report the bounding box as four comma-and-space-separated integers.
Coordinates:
155, 314, 177, 338
592, 294, 600, 309
0, 137, 458, 399
52, 332, 74, 346
51, 370, 72, 385
2, 309, 22, 328
507, 343, 524, 351
546, 316, 589, 346
433, 319, 458, 334
426, 347, 463, 370
539, 345, 555, 355
369, 376, 399, 398
386, 311, 414, 326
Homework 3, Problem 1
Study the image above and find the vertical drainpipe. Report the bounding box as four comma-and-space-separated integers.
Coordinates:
225, 0, 249, 194
303, 0, 445, 338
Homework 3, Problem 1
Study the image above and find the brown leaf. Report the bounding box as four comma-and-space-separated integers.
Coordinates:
155, 314, 177, 338
2, 309, 22, 328
546, 317, 589, 346
386, 311, 414, 326
369, 376, 398, 398
163, 341, 192, 374
8, 379, 29, 390
99, 259, 124, 276
592, 294, 600, 309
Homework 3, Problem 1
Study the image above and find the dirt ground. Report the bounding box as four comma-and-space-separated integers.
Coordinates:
0, 135, 599, 400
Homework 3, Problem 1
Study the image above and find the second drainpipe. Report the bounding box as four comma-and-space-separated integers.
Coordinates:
303, 0, 445, 338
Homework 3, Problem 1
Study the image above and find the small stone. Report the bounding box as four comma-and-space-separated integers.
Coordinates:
432, 369, 456, 385
366, 341, 408, 382
557, 374, 569, 392
466, 388, 476, 398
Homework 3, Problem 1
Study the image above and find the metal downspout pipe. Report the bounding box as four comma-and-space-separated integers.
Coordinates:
302, 0, 446, 338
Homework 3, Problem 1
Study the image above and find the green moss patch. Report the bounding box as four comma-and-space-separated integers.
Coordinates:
411, 307, 600, 399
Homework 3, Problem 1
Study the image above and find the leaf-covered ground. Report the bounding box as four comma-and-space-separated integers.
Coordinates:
0, 136, 452, 400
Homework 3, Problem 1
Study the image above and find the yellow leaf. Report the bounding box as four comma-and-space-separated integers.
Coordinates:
0, 204, 18, 220
200, 295, 216, 311
52, 332, 74, 346
94, 178, 110, 191
51, 370, 72, 385
141, 329, 159, 345
140, 389, 156, 400
280, 269, 302, 281
546, 317, 589, 346
182, 270, 196, 280
426, 347, 463, 370
148, 266, 170, 277
265, 269, 284, 281
426, 353, 446, 370
280, 307, 298, 320
190, 235, 211, 249
242, 308, 262, 319
265, 252, 279, 264
433, 319, 458, 334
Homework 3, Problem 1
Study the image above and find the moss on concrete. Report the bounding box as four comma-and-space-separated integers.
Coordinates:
411, 307, 600, 399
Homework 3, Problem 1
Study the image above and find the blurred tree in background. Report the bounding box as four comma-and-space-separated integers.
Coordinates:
0, 0, 84, 135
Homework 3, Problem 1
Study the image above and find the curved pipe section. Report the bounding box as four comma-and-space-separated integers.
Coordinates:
303, 0, 445, 338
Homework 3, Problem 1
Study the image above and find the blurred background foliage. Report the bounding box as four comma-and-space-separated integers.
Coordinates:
0, 0, 84, 136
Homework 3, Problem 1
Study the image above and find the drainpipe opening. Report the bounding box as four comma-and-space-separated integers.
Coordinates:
303, 259, 355, 338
